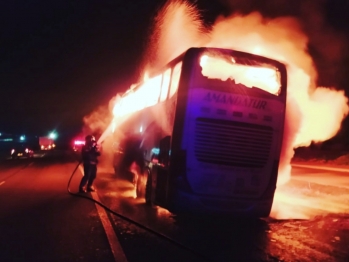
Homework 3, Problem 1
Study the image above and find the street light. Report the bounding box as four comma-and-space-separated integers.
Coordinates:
49, 132, 57, 140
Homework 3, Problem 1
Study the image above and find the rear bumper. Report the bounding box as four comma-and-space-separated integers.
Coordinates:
169, 190, 273, 217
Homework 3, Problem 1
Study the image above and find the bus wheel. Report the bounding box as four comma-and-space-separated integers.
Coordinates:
145, 170, 152, 205
136, 168, 149, 199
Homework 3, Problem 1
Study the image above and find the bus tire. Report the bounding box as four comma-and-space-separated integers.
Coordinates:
145, 170, 152, 205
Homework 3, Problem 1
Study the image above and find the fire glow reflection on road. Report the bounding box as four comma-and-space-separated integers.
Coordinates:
271, 180, 349, 219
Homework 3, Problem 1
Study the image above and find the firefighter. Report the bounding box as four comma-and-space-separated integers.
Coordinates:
79, 135, 101, 193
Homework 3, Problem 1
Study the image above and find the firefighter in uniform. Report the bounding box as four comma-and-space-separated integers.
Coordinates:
79, 135, 101, 193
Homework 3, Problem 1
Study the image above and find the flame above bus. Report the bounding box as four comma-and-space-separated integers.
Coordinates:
111, 52, 281, 121
106, 1, 348, 185
200, 54, 281, 95
92, 0, 349, 219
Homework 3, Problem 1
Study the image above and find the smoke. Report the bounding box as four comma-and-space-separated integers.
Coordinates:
82, 105, 111, 136
142, 0, 349, 185
217, 0, 349, 87
294, 87, 349, 147
82, 0, 348, 217
277, 94, 302, 185
139, 0, 349, 218
82, 96, 117, 171
143, 0, 209, 72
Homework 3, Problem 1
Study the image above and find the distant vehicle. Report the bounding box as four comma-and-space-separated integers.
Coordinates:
73, 139, 85, 152
39, 136, 55, 150
11, 144, 34, 159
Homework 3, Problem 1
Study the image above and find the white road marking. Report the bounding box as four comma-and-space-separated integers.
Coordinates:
0, 181, 5, 186
292, 163, 349, 173
92, 192, 128, 262
78, 165, 127, 262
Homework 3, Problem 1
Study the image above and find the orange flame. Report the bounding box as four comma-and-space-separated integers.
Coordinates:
200, 54, 281, 95
97, 0, 349, 219
110, 2, 348, 182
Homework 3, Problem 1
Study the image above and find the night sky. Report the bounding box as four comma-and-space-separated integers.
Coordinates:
1, 1, 167, 139
1, 0, 349, 144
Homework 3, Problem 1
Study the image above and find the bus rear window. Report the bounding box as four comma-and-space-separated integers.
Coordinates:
199, 54, 281, 96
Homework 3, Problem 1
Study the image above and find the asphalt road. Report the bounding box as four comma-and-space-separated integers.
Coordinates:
0, 150, 348, 262
0, 151, 114, 261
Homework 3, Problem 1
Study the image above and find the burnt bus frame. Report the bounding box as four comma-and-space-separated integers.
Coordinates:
117, 47, 287, 217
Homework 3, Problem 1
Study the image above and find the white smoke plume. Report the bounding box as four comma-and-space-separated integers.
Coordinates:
143, 0, 209, 71
141, 0, 349, 185
82, 1, 349, 214
82, 96, 116, 171
82, 105, 112, 137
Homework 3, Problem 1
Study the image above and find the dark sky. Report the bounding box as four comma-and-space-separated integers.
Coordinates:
1, 0, 349, 143
0, 0, 168, 139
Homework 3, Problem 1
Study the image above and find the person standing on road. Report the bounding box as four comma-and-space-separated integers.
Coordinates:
79, 135, 101, 193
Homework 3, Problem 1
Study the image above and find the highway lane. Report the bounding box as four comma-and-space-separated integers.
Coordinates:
1, 151, 349, 261
272, 164, 349, 219
267, 164, 349, 261
0, 159, 33, 184
0, 151, 115, 262
292, 163, 349, 188
91, 173, 271, 261
91, 161, 349, 261
0, 151, 203, 262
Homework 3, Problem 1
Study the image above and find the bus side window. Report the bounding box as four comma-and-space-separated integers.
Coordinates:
169, 62, 182, 98
160, 68, 171, 102
158, 136, 171, 167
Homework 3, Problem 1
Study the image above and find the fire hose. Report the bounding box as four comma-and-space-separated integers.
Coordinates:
67, 160, 211, 262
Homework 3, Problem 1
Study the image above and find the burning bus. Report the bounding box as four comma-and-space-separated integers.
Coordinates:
111, 47, 287, 217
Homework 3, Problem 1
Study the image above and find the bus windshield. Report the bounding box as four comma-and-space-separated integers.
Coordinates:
199, 52, 281, 96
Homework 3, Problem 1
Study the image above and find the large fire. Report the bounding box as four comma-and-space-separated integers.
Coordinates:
91, 0, 349, 219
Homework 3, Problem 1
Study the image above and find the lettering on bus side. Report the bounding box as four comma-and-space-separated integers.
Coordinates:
203, 92, 267, 110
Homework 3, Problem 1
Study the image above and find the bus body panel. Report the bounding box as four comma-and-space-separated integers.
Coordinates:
168, 48, 286, 216
112, 47, 287, 217
168, 159, 279, 216
182, 88, 284, 198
